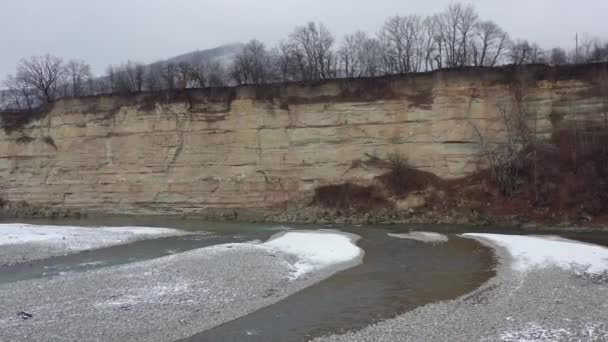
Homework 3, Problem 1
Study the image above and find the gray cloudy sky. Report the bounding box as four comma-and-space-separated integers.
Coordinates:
1, 0, 607, 77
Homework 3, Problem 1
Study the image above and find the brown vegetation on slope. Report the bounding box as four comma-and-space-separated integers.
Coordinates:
308, 125, 608, 226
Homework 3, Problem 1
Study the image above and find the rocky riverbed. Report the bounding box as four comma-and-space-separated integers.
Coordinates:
1, 221, 607, 342
0, 229, 363, 342
315, 234, 608, 342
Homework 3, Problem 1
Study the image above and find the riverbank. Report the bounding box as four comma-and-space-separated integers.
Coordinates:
0, 230, 363, 342
4, 198, 608, 232
315, 234, 608, 342
0, 223, 188, 266
0, 200, 83, 219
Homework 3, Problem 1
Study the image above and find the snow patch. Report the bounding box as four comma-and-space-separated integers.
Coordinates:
388, 231, 449, 243
77, 261, 107, 267
463, 233, 608, 274
98, 282, 206, 307
263, 231, 363, 280
0, 223, 185, 251
499, 323, 607, 341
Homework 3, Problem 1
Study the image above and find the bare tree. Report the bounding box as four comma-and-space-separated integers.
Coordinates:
144, 63, 163, 91
3, 75, 37, 110
590, 41, 608, 63
106, 65, 117, 93
177, 62, 193, 88
339, 31, 366, 77
206, 61, 226, 87
14, 54, 65, 103
123, 61, 145, 92
437, 3, 479, 67
230, 39, 274, 85
186, 54, 208, 88
576, 34, 600, 64
421, 16, 440, 71
379, 15, 425, 73
509, 40, 544, 65
599, 67, 608, 129
134, 63, 146, 92
549, 47, 569, 65
378, 16, 405, 74
361, 37, 384, 77
472, 67, 534, 196
471, 20, 508, 67
66, 59, 92, 97
338, 32, 385, 78
106, 61, 146, 93
277, 40, 305, 82
161, 62, 178, 90
288, 22, 336, 80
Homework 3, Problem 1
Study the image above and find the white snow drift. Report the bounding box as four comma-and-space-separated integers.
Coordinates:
499, 322, 607, 342
388, 231, 449, 243
463, 233, 608, 274
263, 231, 363, 279
0, 223, 185, 251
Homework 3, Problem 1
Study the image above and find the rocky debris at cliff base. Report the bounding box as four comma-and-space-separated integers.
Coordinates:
314, 235, 608, 342
0, 223, 189, 266
262, 205, 481, 226
387, 231, 449, 243
0, 200, 83, 219
0, 230, 362, 342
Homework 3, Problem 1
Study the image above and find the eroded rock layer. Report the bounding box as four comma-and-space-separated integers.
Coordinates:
1, 65, 606, 214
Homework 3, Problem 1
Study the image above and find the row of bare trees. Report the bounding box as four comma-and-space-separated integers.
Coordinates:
3, 2, 608, 111
229, 3, 607, 85
2, 55, 92, 110
104, 57, 226, 94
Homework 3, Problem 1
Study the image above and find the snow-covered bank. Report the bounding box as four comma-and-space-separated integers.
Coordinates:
202, 230, 363, 280
264, 230, 363, 279
0, 223, 185, 247
0, 223, 187, 265
0, 229, 365, 342
388, 231, 449, 243
463, 233, 608, 275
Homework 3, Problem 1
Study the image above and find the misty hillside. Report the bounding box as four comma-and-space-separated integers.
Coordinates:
154, 43, 244, 68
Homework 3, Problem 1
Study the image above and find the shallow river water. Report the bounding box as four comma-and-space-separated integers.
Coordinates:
2, 217, 608, 342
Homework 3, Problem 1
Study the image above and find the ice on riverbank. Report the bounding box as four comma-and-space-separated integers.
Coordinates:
463, 233, 608, 275
208, 230, 364, 279
264, 231, 363, 279
500, 322, 608, 342
388, 231, 449, 243
0, 223, 185, 251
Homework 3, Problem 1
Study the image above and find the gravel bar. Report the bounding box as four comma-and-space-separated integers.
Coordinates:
315, 239, 608, 342
0, 225, 188, 266
0, 239, 359, 341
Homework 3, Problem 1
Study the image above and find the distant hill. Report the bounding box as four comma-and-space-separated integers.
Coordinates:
161, 43, 244, 67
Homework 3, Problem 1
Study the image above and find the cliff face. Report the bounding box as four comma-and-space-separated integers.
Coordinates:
1, 65, 606, 215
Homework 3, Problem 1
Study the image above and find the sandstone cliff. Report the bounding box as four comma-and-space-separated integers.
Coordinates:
1, 64, 606, 215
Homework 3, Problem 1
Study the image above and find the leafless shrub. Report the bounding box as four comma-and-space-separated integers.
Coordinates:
471, 66, 535, 196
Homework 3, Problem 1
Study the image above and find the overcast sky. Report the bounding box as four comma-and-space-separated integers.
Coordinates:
1, 0, 607, 78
